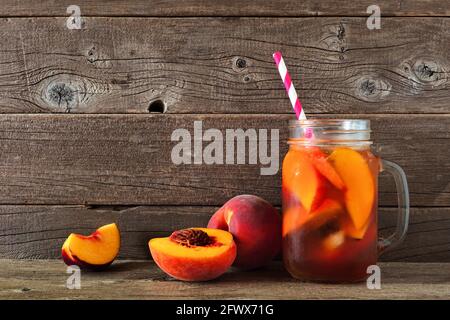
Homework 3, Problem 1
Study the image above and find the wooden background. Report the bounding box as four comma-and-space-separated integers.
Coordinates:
0, 0, 449, 262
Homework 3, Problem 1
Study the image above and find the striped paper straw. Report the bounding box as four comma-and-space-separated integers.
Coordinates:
273, 51, 306, 120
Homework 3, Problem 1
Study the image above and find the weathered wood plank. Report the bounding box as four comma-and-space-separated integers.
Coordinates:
0, 206, 448, 262
1, 0, 449, 17
0, 260, 449, 299
0, 114, 448, 206
0, 17, 448, 113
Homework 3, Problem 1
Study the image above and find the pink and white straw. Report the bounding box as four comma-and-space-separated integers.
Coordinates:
273, 51, 306, 120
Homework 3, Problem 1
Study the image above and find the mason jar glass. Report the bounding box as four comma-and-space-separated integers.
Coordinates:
282, 119, 409, 282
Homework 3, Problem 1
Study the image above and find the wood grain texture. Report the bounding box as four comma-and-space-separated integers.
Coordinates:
0, 205, 449, 262
1, 0, 449, 17
0, 114, 448, 206
0, 260, 449, 299
0, 17, 448, 113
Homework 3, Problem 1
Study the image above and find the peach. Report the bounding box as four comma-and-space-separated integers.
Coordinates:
282, 149, 327, 212
62, 223, 120, 270
328, 148, 375, 232
306, 147, 345, 190
207, 195, 281, 269
283, 199, 345, 238
149, 228, 236, 281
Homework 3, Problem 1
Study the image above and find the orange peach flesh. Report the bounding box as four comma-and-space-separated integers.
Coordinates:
149, 228, 236, 281
63, 223, 120, 266
282, 199, 343, 238
282, 149, 326, 212
328, 148, 375, 232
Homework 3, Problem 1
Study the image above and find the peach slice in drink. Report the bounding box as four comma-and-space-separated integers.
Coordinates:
283, 199, 344, 238
344, 218, 371, 240
282, 149, 327, 212
282, 205, 307, 238
304, 198, 344, 231
328, 148, 375, 236
306, 147, 346, 190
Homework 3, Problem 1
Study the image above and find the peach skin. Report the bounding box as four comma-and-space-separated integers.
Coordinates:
208, 195, 281, 269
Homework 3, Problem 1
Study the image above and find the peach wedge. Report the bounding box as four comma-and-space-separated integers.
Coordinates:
282, 149, 327, 212
328, 148, 375, 232
62, 223, 121, 270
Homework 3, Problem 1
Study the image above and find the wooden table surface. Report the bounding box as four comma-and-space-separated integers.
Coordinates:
0, 259, 449, 300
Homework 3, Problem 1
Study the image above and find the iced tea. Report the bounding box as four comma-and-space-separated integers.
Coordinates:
282, 143, 381, 282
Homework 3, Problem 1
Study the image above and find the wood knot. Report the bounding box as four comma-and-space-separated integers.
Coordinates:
87, 46, 97, 63
413, 60, 446, 85
320, 21, 348, 54
360, 80, 377, 95
337, 23, 346, 41
356, 77, 391, 101
169, 229, 213, 247
86, 46, 112, 68
47, 83, 75, 112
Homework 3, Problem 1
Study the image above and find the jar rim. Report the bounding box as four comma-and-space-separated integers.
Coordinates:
288, 119, 372, 146
288, 119, 370, 131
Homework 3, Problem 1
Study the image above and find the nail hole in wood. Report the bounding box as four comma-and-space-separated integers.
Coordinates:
148, 100, 166, 113
236, 58, 247, 69
337, 23, 346, 41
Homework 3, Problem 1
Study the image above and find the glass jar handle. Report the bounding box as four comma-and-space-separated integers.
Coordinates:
378, 160, 410, 255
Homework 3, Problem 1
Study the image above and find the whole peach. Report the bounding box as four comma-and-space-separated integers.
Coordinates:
207, 195, 281, 269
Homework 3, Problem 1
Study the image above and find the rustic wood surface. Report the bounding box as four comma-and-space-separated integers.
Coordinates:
0, 260, 449, 299
0, 114, 448, 206
1, 0, 449, 17
0, 206, 449, 262
0, 18, 448, 114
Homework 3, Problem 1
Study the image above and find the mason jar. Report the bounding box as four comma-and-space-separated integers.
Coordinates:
282, 119, 409, 282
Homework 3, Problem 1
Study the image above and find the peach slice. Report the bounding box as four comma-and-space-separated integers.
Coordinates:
149, 228, 236, 281
304, 198, 345, 231
62, 223, 120, 270
328, 148, 375, 232
282, 206, 307, 238
282, 149, 326, 212
306, 147, 345, 190
344, 219, 371, 240
283, 199, 344, 238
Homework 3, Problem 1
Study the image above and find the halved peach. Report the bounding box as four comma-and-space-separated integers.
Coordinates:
328, 148, 375, 232
282, 149, 327, 212
62, 223, 120, 270
149, 228, 236, 281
